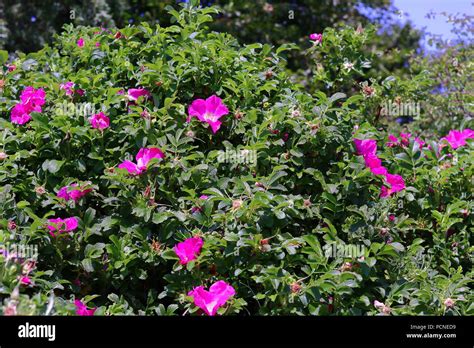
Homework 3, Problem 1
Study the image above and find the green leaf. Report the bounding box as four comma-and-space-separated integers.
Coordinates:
16, 201, 30, 209
42, 159, 64, 174
0, 50, 8, 64
161, 249, 178, 261
390, 242, 405, 253
329, 92, 346, 104
85, 243, 105, 259
82, 258, 94, 272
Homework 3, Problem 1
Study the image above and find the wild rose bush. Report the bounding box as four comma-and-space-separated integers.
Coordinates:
0, 4, 473, 316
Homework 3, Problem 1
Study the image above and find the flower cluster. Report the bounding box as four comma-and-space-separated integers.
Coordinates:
10, 87, 46, 125
3, 14, 471, 318
47, 217, 79, 237
11, 88, 228, 300
354, 138, 406, 197
8, 84, 231, 314
60, 81, 75, 96
57, 183, 92, 202
386, 133, 424, 148
19, 260, 36, 287
172, 236, 235, 315
441, 129, 474, 149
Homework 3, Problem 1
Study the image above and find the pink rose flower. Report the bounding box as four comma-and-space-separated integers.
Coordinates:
370, 166, 388, 176
309, 33, 323, 44
56, 186, 70, 200
20, 276, 32, 285
68, 190, 88, 202
353, 139, 377, 156
57, 184, 92, 202
188, 280, 236, 316
77, 38, 85, 47
88, 112, 110, 130
117, 160, 142, 175
60, 81, 75, 96
400, 133, 411, 147
363, 154, 388, 175
135, 148, 164, 169
127, 88, 151, 101
462, 129, 474, 138
74, 300, 96, 316
441, 129, 474, 149
10, 87, 46, 125
187, 95, 229, 134
380, 174, 406, 198
174, 236, 204, 265
414, 137, 425, 148
118, 147, 165, 175
386, 133, 414, 148
11, 103, 32, 125
354, 137, 405, 198
20, 86, 46, 112
386, 134, 398, 147
47, 217, 79, 237
60, 82, 75, 95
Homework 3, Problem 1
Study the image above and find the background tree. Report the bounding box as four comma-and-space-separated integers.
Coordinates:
2, 0, 421, 68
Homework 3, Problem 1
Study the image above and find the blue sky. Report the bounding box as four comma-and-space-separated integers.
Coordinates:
393, 0, 473, 44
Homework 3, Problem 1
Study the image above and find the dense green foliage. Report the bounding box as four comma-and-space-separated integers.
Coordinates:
0, 2, 472, 316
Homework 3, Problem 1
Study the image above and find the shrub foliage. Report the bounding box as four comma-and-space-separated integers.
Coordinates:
0, 4, 472, 316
